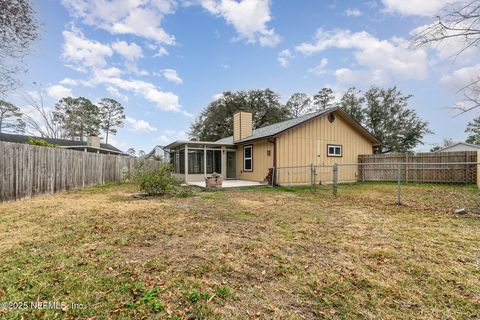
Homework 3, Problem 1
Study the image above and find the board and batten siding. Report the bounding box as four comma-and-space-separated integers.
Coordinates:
233, 111, 253, 142
275, 111, 375, 184
235, 140, 274, 182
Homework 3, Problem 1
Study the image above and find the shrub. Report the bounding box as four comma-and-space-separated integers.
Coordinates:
27, 138, 56, 148
134, 162, 176, 196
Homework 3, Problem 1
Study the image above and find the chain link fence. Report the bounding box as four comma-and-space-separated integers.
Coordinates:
273, 162, 479, 205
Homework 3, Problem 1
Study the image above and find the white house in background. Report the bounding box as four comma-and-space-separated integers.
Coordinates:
144, 145, 170, 162
435, 142, 480, 152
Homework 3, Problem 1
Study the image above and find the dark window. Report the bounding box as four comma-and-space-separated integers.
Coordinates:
327, 144, 342, 157
244, 145, 252, 171
206, 150, 222, 174
174, 149, 185, 174
188, 149, 204, 174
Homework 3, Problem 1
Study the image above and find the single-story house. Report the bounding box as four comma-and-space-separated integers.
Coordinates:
434, 142, 480, 153
0, 133, 125, 155
144, 145, 170, 162
164, 107, 381, 185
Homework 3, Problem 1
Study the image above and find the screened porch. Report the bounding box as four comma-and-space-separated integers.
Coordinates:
165, 141, 237, 183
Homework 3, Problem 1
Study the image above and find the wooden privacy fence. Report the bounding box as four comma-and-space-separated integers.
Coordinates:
0, 141, 160, 202
358, 151, 478, 184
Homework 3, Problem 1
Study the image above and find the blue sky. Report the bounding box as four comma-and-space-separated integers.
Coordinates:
8, 0, 480, 153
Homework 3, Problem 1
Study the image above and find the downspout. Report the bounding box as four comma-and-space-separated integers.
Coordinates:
268, 137, 277, 186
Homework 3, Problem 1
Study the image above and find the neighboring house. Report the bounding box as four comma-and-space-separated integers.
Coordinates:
144, 145, 170, 162
434, 142, 480, 153
0, 133, 125, 155
164, 107, 381, 185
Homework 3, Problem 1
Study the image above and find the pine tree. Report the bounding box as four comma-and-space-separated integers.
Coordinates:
0, 100, 25, 133
99, 98, 125, 144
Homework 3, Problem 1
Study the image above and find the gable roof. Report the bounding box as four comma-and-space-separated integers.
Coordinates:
435, 142, 480, 152
0, 132, 125, 154
216, 107, 381, 145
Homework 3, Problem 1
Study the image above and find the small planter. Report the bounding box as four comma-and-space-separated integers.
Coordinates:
205, 172, 223, 188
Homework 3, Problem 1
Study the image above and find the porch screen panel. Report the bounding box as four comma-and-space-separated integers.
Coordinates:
206, 150, 222, 174
174, 149, 185, 174
188, 149, 204, 174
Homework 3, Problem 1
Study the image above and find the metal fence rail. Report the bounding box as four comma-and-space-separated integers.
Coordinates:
274, 162, 479, 205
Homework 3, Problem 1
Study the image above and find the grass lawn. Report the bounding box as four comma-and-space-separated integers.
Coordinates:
0, 183, 479, 319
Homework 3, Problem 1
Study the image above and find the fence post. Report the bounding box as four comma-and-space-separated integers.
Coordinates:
397, 163, 401, 205
477, 150, 480, 189
332, 163, 338, 197
310, 163, 313, 189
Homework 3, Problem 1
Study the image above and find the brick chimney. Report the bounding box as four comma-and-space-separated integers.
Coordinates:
233, 111, 252, 142
87, 135, 100, 148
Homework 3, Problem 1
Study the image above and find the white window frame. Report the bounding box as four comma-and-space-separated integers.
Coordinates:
327, 144, 342, 157
243, 145, 253, 171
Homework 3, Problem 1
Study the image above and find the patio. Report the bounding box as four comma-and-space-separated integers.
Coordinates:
188, 179, 268, 188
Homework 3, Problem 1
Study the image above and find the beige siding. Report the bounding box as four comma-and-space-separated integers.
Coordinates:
275, 111, 375, 184
233, 111, 253, 142
236, 140, 273, 182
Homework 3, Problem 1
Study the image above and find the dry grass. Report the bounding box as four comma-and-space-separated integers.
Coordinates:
0, 182, 479, 319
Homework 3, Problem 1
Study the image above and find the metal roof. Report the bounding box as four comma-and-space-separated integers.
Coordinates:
216, 107, 381, 145
0, 132, 125, 154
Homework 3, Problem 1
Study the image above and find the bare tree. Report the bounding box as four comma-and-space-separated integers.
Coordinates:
413, 0, 480, 113
0, 0, 39, 96
22, 90, 66, 139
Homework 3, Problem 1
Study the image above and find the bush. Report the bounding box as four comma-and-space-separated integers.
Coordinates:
135, 162, 176, 196
27, 138, 56, 148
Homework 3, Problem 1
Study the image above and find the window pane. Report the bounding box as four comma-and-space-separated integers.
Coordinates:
178, 149, 185, 174
328, 147, 335, 155
214, 150, 222, 173
188, 150, 204, 174
245, 159, 252, 170
206, 150, 213, 174
244, 146, 252, 158
335, 147, 341, 155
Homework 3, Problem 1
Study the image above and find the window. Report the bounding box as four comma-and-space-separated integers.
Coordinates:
327, 144, 342, 157
206, 150, 222, 174
173, 149, 185, 174
188, 149, 204, 174
243, 145, 253, 171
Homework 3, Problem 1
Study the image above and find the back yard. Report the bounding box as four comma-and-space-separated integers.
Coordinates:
0, 183, 479, 319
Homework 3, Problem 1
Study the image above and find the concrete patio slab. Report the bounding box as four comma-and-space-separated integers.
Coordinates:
188, 180, 268, 188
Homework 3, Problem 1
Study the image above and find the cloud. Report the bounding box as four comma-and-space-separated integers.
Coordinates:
296, 29, 428, 82
161, 69, 183, 84
106, 86, 129, 101
334, 68, 389, 85
61, 0, 176, 44
154, 47, 169, 57
125, 116, 157, 132
441, 64, 480, 90
277, 49, 293, 67
60, 27, 189, 116
112, 40, 143, 61
46, 85, 73, 100
382, 0, 450, 16
345, 8, 362, 16
308, 58, 329, 75
62, 27, 113, 70
201, 0, 281, 47
158, 128, 187, 143
411, 23, 480, 64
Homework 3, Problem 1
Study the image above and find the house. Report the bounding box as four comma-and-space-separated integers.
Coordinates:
434, 142, 480, 153
0, 133, 125, 155
164, 107, 381, 185
143, 145, 170, 162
